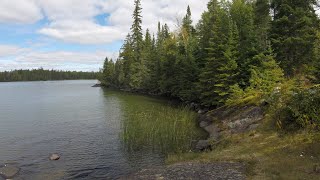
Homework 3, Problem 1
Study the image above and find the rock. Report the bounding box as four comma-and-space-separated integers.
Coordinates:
195, 140, 211, 151
50, 154, 60, 161
0, 165, 20, 179
226, 107, 264, 133
91, 84, 101, 87
203, 124, 221, 140
199, 121, 211, 128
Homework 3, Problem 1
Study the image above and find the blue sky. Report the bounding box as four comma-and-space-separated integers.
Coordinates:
0, 0, 209, 71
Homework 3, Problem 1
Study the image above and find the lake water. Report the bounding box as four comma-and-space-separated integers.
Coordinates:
0, 80, 203, 179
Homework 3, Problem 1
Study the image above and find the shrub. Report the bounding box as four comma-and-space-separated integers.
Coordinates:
277, 85, 320, 130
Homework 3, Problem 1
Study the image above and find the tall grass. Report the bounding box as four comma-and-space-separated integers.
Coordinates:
118, 93, 206, 154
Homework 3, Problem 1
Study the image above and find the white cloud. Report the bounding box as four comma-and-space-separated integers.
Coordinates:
0, 0, 209, 44
0, 1, 209, 71
0, 44, 117, 71
0, 0, 43, 24
38, 20, 125, 44
0, 45, 28, 57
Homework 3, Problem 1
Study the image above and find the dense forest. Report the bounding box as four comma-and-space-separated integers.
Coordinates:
100, 0, 320, 129
0, 69, 98, 82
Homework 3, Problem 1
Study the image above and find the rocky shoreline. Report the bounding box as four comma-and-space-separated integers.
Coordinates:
96, 85, 264, 179
194, 105, 264, 151
123, 162, 246, 180
125, 104, 264, 179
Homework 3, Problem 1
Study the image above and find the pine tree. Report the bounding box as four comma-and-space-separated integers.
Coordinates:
101, 57, 115, 87
159, 35, 179, 96
114, 59, 125, 88
174, 6, 199, 101
254, 0, 272, 52
119, 34, 134, 88
230, 0, 258, 87
141, 29, 153, 89
131, 0, 143, 57
249, 53, 284, 94
199, 6, 239, 107
270, 0, 319, 76
197, 0, 220, 69
128, 0, 146, 89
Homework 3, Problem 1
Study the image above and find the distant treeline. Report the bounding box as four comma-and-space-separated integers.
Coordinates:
0, 69, 98, 82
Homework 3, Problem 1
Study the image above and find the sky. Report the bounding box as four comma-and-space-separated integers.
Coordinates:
0, 0, 209, 72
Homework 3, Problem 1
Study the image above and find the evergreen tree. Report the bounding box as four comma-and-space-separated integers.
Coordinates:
174, 6, 199, 101
197, 0, 220, 69
114, 59, 125, 88
101, 57, 115, 87
270, 0, 319, 76
199, 6, 239, 107
254, 0, 272, 52
119, 34, 134, 88
249, 53, 284, 93
230, 0, 258, 87
128, 0, 145, 89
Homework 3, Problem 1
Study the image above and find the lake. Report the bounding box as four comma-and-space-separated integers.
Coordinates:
0, 80, 204, 179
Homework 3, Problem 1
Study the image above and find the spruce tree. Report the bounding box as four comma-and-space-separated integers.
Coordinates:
128, 0, 146, 89
197, 0, 220, 69
199, 6, 239, 107
174, 6, 199, 101
119, 34, 134, 88
101, 57, 115, 87
270, 0, 319, 76
254, 0, 272, 52
230, 0, 258, 87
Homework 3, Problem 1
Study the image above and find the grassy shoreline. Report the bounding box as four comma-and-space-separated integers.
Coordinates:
166, 127, 320, 179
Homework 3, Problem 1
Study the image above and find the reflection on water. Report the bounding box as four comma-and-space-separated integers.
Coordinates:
0, 80, 204, 179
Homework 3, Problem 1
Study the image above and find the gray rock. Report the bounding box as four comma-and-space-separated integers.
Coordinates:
195, 140, 211, 151
0, 165, 20, 179
199, 121, 211, 128
204, 125, 221, 140
50, 154, 60, 161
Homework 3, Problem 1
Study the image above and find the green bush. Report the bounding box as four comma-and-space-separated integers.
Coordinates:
279, 85, 320, 130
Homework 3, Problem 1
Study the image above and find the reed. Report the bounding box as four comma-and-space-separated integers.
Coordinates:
118, 93, 205, 154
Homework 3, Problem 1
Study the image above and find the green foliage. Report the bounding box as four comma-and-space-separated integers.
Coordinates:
101, 0, 320, 119
100, 57, 115, 87
227, 54, 284, 106
270, 0, 319, 76
199, 5, 239, 107
230, 0, 258, 87
0, 68, 98, 82
277, 85, 320, 130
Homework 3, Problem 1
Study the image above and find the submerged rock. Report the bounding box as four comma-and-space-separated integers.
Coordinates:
50, 154, 60, 161
0, 165, 20, 179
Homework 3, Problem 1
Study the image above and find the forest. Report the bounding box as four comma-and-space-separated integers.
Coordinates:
100, 0, 320, 130
0, 69, 98, 82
